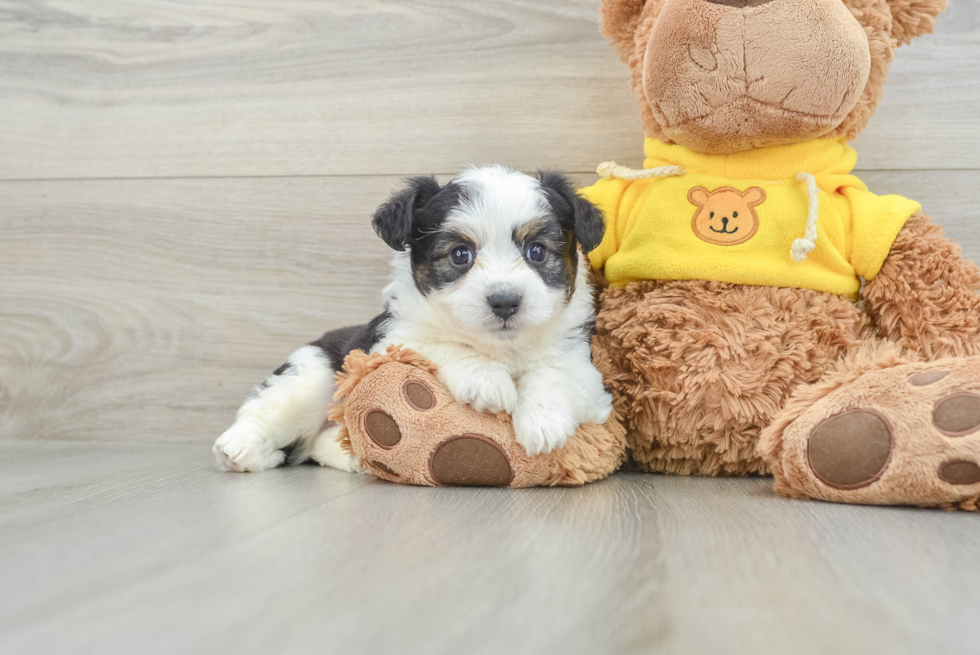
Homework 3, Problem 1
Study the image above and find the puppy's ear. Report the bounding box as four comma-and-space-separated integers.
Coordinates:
372, 176, 442, 251
538, 170, 606, 254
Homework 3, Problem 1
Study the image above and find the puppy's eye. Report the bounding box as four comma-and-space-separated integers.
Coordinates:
526, 242, 547, 263
710, 212, 715, 218
450, 245, 473, 266
733, 211, 738, 218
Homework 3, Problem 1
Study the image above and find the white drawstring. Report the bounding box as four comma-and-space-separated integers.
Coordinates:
790, 172, 820, 262
597, 161, 686, 180
599, 162, 819, 263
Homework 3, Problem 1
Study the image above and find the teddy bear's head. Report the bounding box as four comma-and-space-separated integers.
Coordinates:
601, 0, 946, 154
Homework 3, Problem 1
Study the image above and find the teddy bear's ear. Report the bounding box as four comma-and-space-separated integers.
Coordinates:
372, 176, 442, 251
742, 187, 767, 207
600, 0, 648, 63
687, 187, 709, 207
538, 170, 606, 254
887, 0, 947, 46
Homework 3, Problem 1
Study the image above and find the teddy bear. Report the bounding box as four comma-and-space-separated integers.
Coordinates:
584, 0, 980, 509
332, 0, 980, 509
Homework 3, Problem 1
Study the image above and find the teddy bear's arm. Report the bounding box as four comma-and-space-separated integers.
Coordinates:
864, 212, 980, 360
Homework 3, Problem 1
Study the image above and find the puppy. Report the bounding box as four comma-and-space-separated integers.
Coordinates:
213, 166, 612, 473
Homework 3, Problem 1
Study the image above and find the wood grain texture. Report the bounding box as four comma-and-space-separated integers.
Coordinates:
0, 0, 977, 181
0, 176, 393, 443
2, 440, 979, 655
2, 170, 979, 444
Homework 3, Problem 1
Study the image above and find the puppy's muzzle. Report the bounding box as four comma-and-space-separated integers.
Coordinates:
488, 293, 521, 319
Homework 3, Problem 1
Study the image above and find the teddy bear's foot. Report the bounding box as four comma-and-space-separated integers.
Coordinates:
760, 347, 980, 510
330, 346, 626, 488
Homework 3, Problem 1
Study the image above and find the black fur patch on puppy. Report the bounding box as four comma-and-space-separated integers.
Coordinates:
513, 217, 576, 292
373, 177, 474, 295
310, 311, 391, 372
411, 230, 476, 294
371, 176, 443, 252
408, 183, 474, 294
537, 170, 606, 254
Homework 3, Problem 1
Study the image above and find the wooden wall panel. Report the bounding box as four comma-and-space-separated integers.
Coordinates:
0, 0, 976, 181
1, 170, 978, 443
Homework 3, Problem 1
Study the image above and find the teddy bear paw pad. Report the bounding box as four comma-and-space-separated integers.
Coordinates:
768, 356, 980, 509
932, 392, 980, 436
429, 435, 514, 486
364, 410, 402, 447
807, 409, 893, 490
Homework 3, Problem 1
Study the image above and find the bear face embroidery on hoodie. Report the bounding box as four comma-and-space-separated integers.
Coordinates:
688, 186, 767, 246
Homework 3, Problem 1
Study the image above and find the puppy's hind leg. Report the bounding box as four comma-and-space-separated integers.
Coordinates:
289, 423, 360, 473
213, 345, 337, 472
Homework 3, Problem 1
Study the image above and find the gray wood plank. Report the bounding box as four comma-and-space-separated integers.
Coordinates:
0, 0, 976, 181
1, 440, 978, 655
0, 440, 375, 632
2, 170, 978, 444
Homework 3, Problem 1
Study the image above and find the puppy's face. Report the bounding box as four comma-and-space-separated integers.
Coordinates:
373, 166, 604, 340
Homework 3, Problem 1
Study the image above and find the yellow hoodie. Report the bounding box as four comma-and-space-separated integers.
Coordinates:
582, 137, 921, 297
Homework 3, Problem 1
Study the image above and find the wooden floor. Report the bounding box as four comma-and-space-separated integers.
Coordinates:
3, 439, 980, 655
2, 0, 980, 652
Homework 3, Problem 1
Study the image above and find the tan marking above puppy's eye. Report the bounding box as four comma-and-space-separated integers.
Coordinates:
513, 217, 551, 245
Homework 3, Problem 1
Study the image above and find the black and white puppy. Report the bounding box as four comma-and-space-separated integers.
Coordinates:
213, 166, 612, 472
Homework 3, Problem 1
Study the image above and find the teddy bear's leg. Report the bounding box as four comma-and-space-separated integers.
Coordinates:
593, 280, 865, 476
759, 342, 980, 510
864, 213, 980, 359
336, 348, 626, 487
758, 213, 980, 509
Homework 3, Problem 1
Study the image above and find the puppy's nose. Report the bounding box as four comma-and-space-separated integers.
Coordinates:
488, 293, 521, 319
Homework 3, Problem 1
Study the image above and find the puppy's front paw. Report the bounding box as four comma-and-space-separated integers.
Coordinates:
513, 403, 578, 456
443, 367, 518, 415
212, 422, 285, 472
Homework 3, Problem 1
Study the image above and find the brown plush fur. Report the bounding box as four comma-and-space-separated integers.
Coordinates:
888, 0, 949, 45
599, 0, 946, 152
760, 339, 913, 492
593, 217, 980, 485
760, 343, 980, 511
864, 213, 980, 360
592, 280, 867, 475
331, 346, 627, 487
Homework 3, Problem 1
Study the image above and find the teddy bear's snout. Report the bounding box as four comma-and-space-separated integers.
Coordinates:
643, 0, 872, 153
